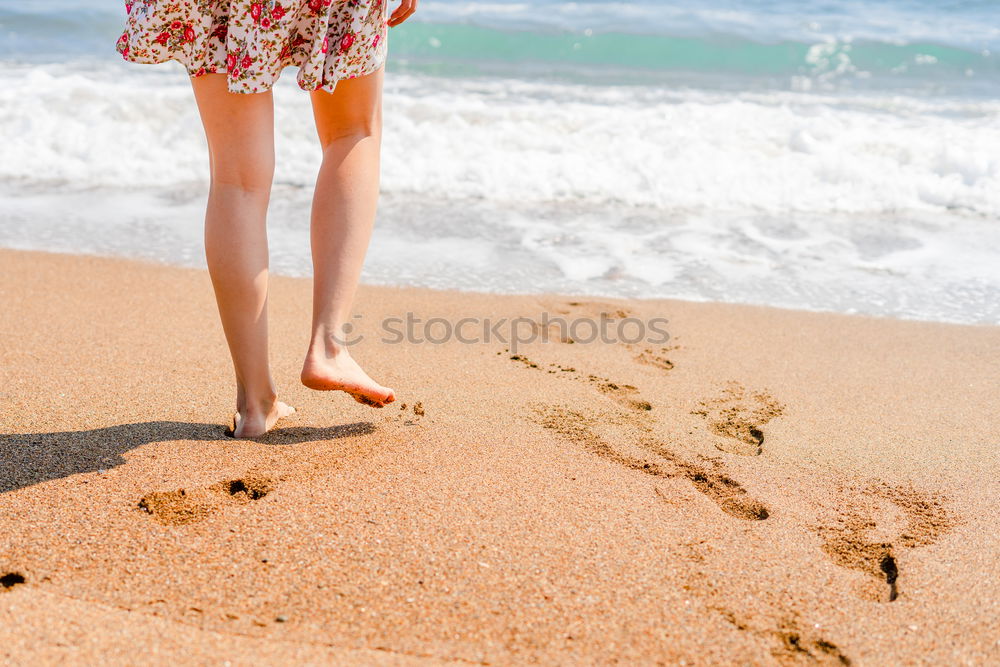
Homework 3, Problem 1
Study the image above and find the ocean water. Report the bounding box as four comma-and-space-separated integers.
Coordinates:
0, 1, 998, 323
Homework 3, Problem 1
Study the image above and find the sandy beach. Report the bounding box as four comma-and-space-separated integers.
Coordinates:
1, 247, 998, 664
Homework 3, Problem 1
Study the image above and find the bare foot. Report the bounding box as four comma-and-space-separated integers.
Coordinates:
301, 352, 395, 407
229, 400, 296, 438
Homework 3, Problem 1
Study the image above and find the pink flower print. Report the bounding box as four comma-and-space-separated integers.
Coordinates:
118, 0, 388, 93
116, 30, 131, 58
339, 32, 354, 53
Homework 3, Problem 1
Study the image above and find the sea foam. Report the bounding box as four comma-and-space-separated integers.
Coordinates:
2, 62, 998, 219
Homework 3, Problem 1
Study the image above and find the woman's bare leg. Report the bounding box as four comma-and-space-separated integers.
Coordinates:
300, 68, 395, 407
191, 73, 294, 437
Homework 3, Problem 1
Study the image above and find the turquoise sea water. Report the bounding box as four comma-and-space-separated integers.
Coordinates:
2, 0, 997, 93
0, 1, 998, 322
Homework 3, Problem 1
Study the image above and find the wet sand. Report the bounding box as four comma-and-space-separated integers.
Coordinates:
1, 248, 998, 664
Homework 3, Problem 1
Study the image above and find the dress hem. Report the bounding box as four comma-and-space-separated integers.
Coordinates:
118, 51, 387, 95
115, 0, 389, 95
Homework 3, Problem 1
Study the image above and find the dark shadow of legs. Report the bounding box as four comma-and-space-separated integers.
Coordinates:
0, 421, 376, 495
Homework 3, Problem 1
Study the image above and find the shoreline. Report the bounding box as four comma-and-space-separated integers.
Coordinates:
1, 244, 996, 330
2, 247, 998, 664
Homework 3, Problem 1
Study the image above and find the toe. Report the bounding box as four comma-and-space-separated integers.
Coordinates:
353, 394, 385, 408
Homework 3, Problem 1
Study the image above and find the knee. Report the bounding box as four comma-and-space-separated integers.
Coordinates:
210, 155, 275, 194
317, 108, 382, 150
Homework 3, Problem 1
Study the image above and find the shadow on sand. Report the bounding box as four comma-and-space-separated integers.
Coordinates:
0, 420, 376, 495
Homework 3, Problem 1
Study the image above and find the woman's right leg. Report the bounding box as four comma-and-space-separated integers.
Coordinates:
300, 68, 395, 408
191, 73, 294, 437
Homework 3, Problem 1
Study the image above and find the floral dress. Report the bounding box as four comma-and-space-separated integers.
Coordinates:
116, 0, 389, 94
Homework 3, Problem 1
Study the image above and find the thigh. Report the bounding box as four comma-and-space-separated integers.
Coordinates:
190, 73, 275, 190
309, 67, 384, 149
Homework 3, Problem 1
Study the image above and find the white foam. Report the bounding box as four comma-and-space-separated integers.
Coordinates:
2, 60, 999, 323
3, 62, 997, 220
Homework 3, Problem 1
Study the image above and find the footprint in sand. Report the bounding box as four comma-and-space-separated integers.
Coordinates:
512, 343, 768, 521
503, 352, 653, 413
678, 543, 852, 665
1, 572, 26, 592
506, 353, 541, 369
589, 377, 653, 412
530, 302, 683, 380
814, 481, 954, 603
635, 345, 678, 371
530, 300, 635, 344
714, 609, 852, 665
527, 320, 575, 345
768, 619, 852, 666
534, 406, 770, 521
626, 343, 680, 372
545, 300, 633, 320
736, 612, 851, 665
506, 344, 766, 520
692, 382, 785, 456
504, 349, 656, 413
526, 356, 856, 658
138, 475, 274, 526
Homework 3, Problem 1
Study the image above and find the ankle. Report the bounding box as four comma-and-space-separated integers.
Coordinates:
242, 390, 278, 415
309, 328, 353, 360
